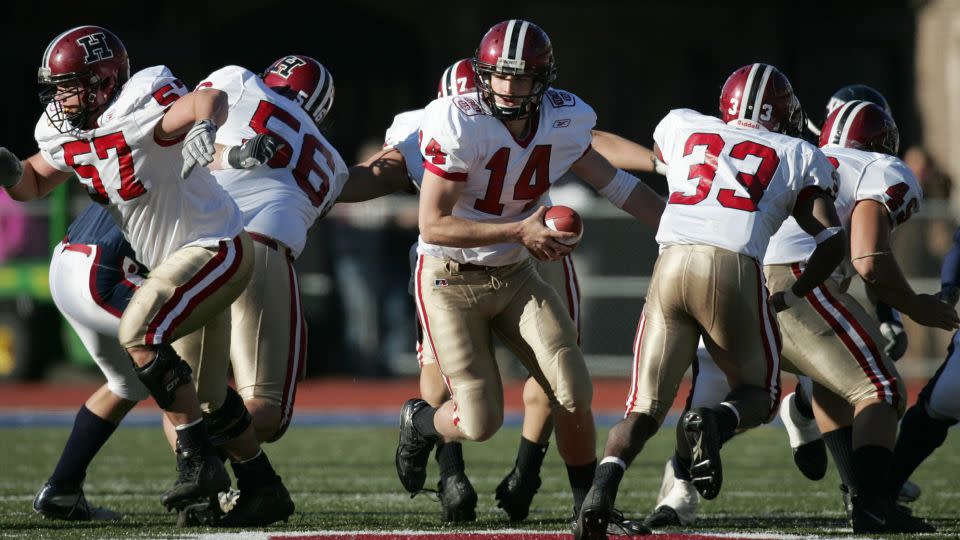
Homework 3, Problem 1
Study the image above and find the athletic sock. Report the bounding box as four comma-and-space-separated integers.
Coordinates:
436, 441, 465, 480
515, 436, 549, 481
232, 450, 279, 491
671, 452, 692, 482
793, 384, 815, 420
888, 403, 955, 497
412, 405, 440, 440
48, 406, 118, 490
566, 460, 597, 511
711, 404, 740, 439
176, 418, 213, 455
852, 445, 893, 498
822, 426, 856, 491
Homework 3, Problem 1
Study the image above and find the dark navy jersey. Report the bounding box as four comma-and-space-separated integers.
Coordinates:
65, 203, 138, 267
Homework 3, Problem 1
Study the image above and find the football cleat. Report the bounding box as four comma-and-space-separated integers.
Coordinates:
780, 392, 828, 481
682, 408, 723, 500
395, 398, 437, 493
33, 482, 122, 521
217, 478, 294, 527
495, 466, 541, 522
160, 447, 231, 511
438, 472, 477, 523
569, 504, 650, 537
851, 494, 936, 534
573, 486, 613, 540
645, 459, 700, 527
898, 479, 922, 503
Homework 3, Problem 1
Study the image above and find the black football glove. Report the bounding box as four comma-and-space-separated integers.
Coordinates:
0, 147, 23, 188
225, 134, 281, 170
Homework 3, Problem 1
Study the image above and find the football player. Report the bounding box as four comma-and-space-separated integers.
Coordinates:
575, 63, 848, 540
0, 26, 287, 523
392, 19, 664, 531
344, 58, 660, 526
171, 55, 346, 525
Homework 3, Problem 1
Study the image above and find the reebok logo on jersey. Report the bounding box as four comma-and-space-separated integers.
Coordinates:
434, 279, 449, 288
553, 119, 571, 128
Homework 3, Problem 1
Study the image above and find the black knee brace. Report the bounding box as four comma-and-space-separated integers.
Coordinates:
133, 344, 192, 410
204, 387, 252, 447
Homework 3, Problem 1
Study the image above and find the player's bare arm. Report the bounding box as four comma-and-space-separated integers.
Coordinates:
851, 199, 959, 330
771, 190, 845, 311
338, 147, 413, 202
418, 170, 574, 260
155, 88, 228, 140
570, 146, 664, 229
1, 150, 71, 201
591, 130, 658, 173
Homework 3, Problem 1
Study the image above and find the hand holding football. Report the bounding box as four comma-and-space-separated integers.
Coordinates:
543, 205, 583, 246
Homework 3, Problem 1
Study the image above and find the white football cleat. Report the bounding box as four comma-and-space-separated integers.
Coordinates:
644, 458, 699, 527
781, 392, 828, 480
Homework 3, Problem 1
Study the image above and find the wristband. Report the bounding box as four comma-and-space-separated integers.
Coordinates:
598, 169, 640, 209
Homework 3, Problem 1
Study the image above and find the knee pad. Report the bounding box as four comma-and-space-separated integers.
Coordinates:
133, 345, 192, 410
204, 386, 253, 447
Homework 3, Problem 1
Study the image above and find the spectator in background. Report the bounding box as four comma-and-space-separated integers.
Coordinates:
0, 190, 26, 264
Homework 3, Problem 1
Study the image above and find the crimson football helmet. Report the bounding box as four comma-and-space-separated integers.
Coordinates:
472, 19, 557, 119
262, 55, 334, 126
437, 58, 477, 98
38, 26, 130, 133
819, 100, 899, 155
719, 63, 802, 135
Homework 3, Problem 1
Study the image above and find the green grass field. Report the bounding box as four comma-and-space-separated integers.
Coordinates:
2, 424, 958, 539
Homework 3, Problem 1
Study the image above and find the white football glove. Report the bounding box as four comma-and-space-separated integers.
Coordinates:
181, 119, 218, 178
0, 147, 23, 188
879, 320, 907, 361
652, 156, 669, 176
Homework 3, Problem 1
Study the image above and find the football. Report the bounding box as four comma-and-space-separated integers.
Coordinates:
543, 205, 583, 246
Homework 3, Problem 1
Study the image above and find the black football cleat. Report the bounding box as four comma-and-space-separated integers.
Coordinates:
495, 466, 541, 522
780, 392, 827, 481
160, 447, 231, 511
573, 486, 613, 540
395, 398, 437, 493
839, 484, 854, 523
851, 494, 936, 534
438, 472, 477, 523
33, 482, 121, 521
644, 505, 682, 528
217, 479, 295, 527
570, 504, 651, 537
682, 408, 723, 500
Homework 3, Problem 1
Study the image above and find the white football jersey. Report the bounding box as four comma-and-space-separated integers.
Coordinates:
653, 108, 837, 260
764, 145, 922, 267
200, 65, 349, 258
416, 90, 594, 265
384, 108, 426, 187
36, 66, 243, 270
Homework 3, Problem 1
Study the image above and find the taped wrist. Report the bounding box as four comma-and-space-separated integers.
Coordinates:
133, 345, 192, 410
220, 145, 239, 169
204, 386, 252, 447
598, 169, 640, 209
814, 226, 842, 244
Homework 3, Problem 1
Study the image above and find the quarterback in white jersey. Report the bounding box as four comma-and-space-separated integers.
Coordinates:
0, 26, 293, 526
197, 55, 347, 445
576, 63, 846, 540
394, 20, 664, 532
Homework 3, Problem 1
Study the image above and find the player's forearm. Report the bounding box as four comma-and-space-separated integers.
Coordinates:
4, 159, 49, 201
619, 182, 664, 229
792, 234, 845, 297
591, 130, 656, 172
419, 214, 520, 248
339, 152, 411, 203
854, 254, 919, 315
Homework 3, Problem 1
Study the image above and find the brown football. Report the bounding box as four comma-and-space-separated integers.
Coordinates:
543, 205, 583, 246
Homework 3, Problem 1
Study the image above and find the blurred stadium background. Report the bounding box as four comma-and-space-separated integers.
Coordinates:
0, 0, 957, 390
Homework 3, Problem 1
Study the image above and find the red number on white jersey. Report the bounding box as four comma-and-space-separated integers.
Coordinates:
474, 145, 553, 216
884, 182, 918, 225
669, 133, 779, 212
63, 132, 147, 203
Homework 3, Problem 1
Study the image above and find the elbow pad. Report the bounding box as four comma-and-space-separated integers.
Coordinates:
598, 169, 640, 209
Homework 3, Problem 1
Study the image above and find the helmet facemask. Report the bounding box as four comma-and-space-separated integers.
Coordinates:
38, 70, 105, 134
473, 59, 555, 120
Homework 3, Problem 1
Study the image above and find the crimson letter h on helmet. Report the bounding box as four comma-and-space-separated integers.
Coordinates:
262, 55, 335, 127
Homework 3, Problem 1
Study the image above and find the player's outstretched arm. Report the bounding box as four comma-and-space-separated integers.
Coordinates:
338, 148, 413, 203
155, 88, 229, 178
590, 130, 660, 173
850, 200, 959, 330
1, 149, 71, 201
772, 190, 845, 311
419, 170, 574, 259
570, 147, 664, 229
